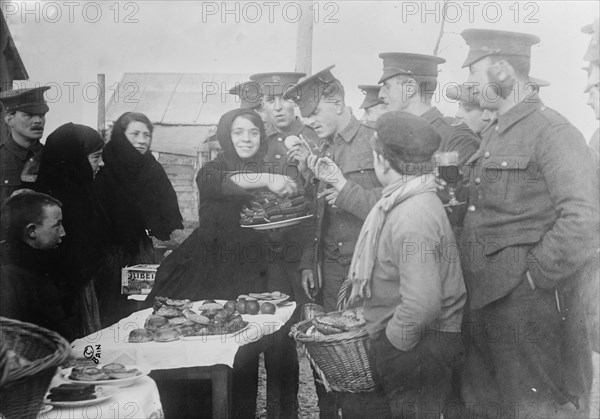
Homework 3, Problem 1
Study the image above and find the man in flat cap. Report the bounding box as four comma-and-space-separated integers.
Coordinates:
343, 111, 466, 419
459, 28, 598, 419
0, 86, 51, 206
357, 85, 387, 125
284, 65, 382, 418
377, 52, 480, 165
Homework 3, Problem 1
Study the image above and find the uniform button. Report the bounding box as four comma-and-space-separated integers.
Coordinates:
326, 152, 331, 157
314, 237, 318, 242
474, 177, 481, 185
337, 242, 343, 247
467, 205, 476, 212
495, 126, 499, 131
277, 137, 283, 142
3, 180, 8, 184
360, 170, 364, 174
501, 161, 508, 167
483, 151, 490, 158
275, 154, 281, 159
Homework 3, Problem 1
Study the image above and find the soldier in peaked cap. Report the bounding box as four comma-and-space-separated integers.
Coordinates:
377, 52, 480, 166
458, 28, 598, 419
0, 86, 51, 206
357, 85, 387, 125
247, 71, 321, 419
284, 66, 382, 418
250, 72, 320, 183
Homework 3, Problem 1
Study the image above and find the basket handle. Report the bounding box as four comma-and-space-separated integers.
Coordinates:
336, 278, 364, 311
0, 341, 8, 388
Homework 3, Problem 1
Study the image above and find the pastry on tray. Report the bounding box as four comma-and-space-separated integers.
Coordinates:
240, 191, 313, 225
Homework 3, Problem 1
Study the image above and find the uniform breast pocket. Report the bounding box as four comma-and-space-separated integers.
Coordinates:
343, 151, 379, 187
482, 154, 538, 208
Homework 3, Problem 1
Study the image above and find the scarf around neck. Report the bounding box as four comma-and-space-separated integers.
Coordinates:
346, 173, 438, 306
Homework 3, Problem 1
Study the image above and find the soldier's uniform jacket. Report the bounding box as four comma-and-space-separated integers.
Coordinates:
421, 107, 481, 165
0, 134, 43, 205
260, 117, 320, 282
263, 117, 320, 183
460, 94, 600, 309
299, 115, 382, 273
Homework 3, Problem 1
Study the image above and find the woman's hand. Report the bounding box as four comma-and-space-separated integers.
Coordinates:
268, 174, 299, 197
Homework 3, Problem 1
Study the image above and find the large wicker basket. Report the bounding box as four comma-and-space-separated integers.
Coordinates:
0, 317, 71, 419
289, 280, 376, 393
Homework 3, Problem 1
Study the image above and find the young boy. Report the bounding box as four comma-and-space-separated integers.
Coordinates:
0, 192, 68, 337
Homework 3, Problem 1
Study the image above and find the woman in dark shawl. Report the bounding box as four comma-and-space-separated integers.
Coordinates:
146, 108, 298, 302
145, 108, 298, 419
35, 123, 108, 339
94, 112, 183, 327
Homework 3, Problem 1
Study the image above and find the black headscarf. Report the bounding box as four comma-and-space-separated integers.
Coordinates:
212, 108, 268, 171
36, 123, 104, 188
35, 123, 109, 290
94, 112, 183, 243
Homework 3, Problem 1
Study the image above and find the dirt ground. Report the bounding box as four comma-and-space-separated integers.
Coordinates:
160, 225, 600, 419
257, 345, 320, 419
255, 350, 600, 419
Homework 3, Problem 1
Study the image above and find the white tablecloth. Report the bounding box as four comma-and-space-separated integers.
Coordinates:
70, 301, 296, 369
39, 375, 163, 419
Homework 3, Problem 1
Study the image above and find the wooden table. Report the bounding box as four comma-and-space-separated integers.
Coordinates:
150, 365, 232, 419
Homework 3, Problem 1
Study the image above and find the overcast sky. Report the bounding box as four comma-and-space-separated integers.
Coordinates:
4, 0, 599, 141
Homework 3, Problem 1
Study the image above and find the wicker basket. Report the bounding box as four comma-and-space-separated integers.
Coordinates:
289, 280, 376, 393
0, 317, 71, 419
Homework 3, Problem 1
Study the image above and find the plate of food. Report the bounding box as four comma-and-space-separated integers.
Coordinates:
39, 403, 53, 414
240, 191, 313, 229
60, 363, 149, 387
240, 214, 313, 230
44, 384, 118, 407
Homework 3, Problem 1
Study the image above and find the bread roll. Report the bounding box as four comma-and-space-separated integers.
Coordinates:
144, 315, 169, 330
128, 328, 154, 343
